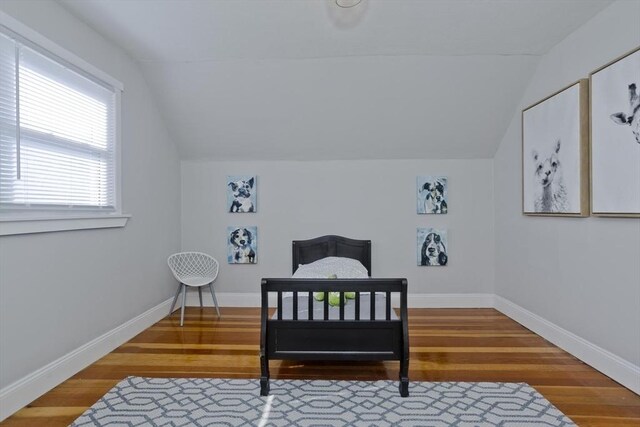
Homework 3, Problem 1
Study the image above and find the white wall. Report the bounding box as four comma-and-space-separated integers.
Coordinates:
182, 159, 494, 298
0, 0, 181, 389
494, 0, 640, 366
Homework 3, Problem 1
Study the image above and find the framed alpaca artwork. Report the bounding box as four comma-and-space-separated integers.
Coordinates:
521, 80, 589, 216
417, 176, 448, 214
590, 47, 640, 217
417, 228, 448, 266
227, 226, 257, 264
227, 175, 257, 213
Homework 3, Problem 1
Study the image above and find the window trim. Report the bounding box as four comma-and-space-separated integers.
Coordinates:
0, 214, 130, 236
0, 11, 128, 233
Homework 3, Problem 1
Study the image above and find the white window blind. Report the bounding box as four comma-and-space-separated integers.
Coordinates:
0, 27, 118, 213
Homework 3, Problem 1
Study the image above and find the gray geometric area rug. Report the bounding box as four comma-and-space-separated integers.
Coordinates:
71, 377, 576, 426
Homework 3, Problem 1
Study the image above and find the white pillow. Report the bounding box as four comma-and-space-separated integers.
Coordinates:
292, 256, 368, 279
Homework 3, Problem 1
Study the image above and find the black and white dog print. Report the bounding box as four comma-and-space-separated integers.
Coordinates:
421, 179, 448, 214
228, 227, 256, 264
420, 231, 448, 266
228, 176, 256, 213
418, 176, 448, 214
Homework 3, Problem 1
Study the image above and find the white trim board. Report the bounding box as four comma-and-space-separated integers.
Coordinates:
0, 297, 173, 422
2, 293, 638, 422
0, 214, 130, 236
494, 296, 640, 395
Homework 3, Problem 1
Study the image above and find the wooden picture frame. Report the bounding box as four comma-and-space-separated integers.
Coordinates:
589, 46, 640, 217
522, 80, 589, 217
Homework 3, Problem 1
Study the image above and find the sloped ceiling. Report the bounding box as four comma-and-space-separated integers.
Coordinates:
60, 0, 613, 160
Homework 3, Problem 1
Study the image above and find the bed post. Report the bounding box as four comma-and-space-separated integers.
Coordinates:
260, 279, 270, 396
399, 279, 409, 397
291, 241, 297, 274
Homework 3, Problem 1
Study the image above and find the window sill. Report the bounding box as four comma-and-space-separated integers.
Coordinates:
0, 214, 131, 236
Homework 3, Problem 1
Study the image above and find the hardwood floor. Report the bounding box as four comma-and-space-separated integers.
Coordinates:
3, 308, 639, 426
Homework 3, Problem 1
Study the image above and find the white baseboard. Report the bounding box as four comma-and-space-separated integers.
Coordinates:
2, 292, 638, 422
494, 296, 640, 395
0, 297, 173, 422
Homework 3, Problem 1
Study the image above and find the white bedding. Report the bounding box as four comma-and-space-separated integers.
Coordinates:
292, 256, 368, 278
274, 257, 388, 319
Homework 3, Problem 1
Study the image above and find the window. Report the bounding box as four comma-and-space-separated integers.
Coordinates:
0, 25, 120, 217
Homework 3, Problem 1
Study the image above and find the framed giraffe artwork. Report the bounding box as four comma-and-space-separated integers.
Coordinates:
590, 46, 640, 217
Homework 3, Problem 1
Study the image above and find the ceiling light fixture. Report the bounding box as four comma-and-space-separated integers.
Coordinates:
335, 0, 363, 8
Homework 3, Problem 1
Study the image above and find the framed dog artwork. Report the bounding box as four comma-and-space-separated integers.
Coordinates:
590, 47, 640, 217
417, 228, 448, 266
522, 80, 589, 217
227, 226, 258, 264
227, 175, 257, 213
417, 176, 448, 214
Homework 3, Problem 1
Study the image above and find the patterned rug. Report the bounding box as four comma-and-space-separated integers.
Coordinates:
71, 377, 576, 426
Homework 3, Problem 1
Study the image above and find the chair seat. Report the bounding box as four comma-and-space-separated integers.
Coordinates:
180, 275, 213, 287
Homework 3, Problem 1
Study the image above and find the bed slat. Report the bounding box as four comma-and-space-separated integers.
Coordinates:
355, 292, 360, 321
324, 293, 329, 320
370, 292, 375, 320
386, 291, 391, 320
277, 291, 283, 320
308, 292, 313, 320
339, 292, 345, 320
292, 291, 298, 320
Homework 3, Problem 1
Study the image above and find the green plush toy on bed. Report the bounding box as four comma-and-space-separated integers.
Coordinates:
313, 274, 356, 306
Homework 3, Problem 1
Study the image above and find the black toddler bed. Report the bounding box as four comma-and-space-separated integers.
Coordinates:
260, 235, 409, 397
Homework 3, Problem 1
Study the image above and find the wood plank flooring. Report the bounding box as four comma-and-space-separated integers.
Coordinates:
3, 308, 639, 426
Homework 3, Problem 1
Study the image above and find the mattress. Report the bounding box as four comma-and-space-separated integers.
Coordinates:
273, 293, 398, 321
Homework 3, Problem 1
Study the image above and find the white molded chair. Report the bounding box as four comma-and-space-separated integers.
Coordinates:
167, 252, 221, 326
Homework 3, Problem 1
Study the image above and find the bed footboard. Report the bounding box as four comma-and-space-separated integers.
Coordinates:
260, 278, 409, 397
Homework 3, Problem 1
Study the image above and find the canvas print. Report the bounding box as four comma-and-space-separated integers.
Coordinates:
417, 228, 448, 266
522, 80, 589, 216
227, 175, 257, 213
417, 176, 448, 214
590, 47, 640, 216
227, 226, 257, 264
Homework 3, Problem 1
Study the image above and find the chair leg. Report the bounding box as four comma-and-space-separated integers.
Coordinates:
180, 284, 187, 326
209, 283, 221, 318
198, 286, 203, 308
169, 284, 182, 316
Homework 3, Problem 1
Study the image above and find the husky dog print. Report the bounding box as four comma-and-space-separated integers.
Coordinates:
532, 139, 568, 213
610, 83, 640, 144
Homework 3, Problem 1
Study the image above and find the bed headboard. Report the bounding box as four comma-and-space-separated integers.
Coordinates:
292, 235, 372, 276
